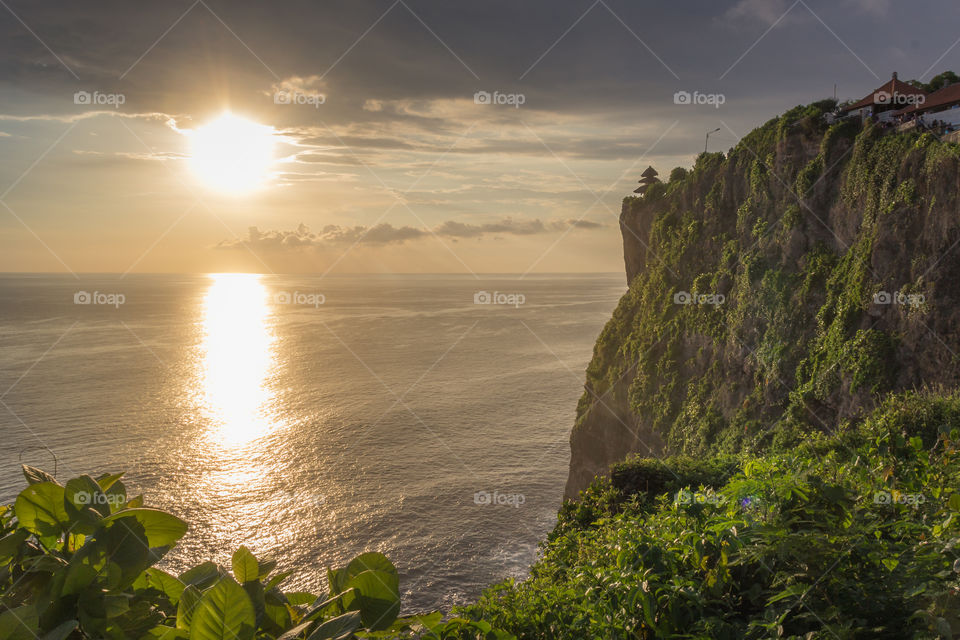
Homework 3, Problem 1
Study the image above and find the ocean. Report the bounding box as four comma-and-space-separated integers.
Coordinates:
0, 273, 623, 612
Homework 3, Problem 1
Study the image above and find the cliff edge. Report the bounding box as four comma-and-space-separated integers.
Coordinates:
565, 100, 960, 499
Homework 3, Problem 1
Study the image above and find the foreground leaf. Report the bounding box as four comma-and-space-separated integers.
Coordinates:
306, 611, 361, 640
188, 577, 256, 640
232, 546, 258, 584
101, 508, 187, 548
14, 482, 67, 544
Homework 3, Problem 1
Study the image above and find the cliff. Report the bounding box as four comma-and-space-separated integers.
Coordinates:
565, 100, 960, 498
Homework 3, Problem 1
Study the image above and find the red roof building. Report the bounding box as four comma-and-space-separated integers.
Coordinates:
894, 82, 960, 117
840, 72, 928, 122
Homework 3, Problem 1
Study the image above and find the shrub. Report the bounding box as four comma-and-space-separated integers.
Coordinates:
0, 467, 513, 640
463, 391, 960, 638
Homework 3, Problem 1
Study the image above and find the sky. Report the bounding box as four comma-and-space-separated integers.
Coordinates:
1, 0, 958, 274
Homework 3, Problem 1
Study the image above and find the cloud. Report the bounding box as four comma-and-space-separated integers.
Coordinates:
215, 223, 423, 250
71, 149, 184, 162
842, 0, 892, 18
722, 0, 802, 27
0, 110, 176, 124
434, 219, 549, 238
267, 75, 328, 106
565, 219, 603, 229
215, 218, 605, 250
722, 0, 889, 28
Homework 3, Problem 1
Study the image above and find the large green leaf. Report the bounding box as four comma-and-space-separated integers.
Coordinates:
326, 566, 348, 596
306, 611, 361, 640
63, 517, 151, 594
275, 620, 312, 640
95, 472, 124, 493
302, 591, 352, 622
256, 557, 277, 579
262, 602, 292, 633
136, 568, 186, 605
39, 620, 78, 640
65, 475, 110, 516
14, 482, 67, 545
103, 478, 128, 514
0, 529, 29, 566
143, 626, 189, 640
64, 475, 108, 533
0, 605, 39, 640
188, 577, 255, 640
231, 546, 258, 584
345, 570, 400, 631
101, 508, 187, 548
177, 585, 202, 631
345, 552, 396, 580
180, 562, 221, 590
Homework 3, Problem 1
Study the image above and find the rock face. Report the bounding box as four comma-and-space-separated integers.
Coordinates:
565, 101, 960, 499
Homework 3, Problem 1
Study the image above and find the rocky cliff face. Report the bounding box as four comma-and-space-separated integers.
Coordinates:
565, 101, 960, 499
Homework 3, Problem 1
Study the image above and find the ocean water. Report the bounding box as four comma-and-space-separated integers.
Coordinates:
0, 273, 623, 611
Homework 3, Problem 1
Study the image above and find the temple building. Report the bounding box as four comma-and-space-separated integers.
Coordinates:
634, 166, 660, 195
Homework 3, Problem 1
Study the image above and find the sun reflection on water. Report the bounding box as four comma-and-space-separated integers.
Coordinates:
200, 273, 277, 446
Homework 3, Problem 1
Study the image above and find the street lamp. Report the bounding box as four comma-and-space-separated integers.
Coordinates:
705, 127, 721, 153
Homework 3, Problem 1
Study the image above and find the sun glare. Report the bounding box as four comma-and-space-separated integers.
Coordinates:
189, 113, 275, 194
200, 273, 277, 445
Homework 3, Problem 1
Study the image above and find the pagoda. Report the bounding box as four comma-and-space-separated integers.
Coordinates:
634, 166, 660, 194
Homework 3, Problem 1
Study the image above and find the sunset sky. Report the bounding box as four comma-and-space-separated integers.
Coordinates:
1, 0, 958, 274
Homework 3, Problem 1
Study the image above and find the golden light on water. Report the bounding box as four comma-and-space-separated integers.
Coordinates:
200, 273, 277, 445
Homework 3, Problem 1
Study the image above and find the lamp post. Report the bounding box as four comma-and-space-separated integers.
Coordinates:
705, 127, 721, 153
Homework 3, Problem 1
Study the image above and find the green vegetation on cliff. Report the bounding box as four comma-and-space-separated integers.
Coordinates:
466, 391, 960, 638
571, 101, 960, 489
535, 101, 960, 636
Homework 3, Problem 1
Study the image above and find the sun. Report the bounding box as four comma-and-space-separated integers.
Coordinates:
188, 112, 275, 194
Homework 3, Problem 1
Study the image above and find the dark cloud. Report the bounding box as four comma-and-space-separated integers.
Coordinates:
2, 0, 951, 129
216, 218, 605, 250
565, 219, 603, 229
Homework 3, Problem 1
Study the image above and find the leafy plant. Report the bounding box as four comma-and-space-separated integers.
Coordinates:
464, 391, 960, 638
0, 467, 512, 640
